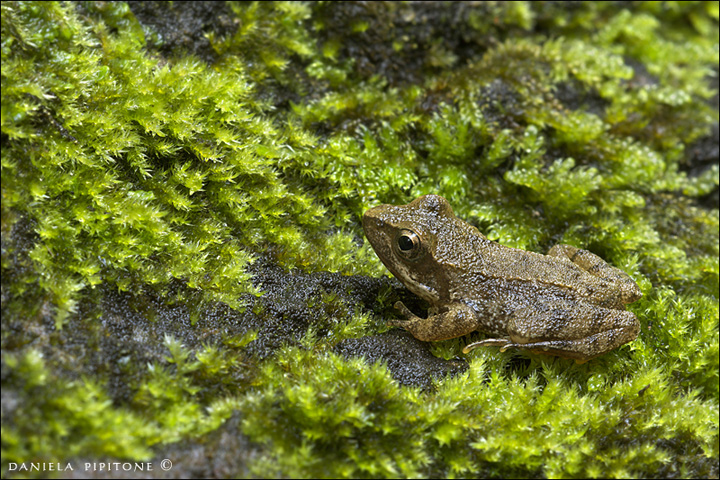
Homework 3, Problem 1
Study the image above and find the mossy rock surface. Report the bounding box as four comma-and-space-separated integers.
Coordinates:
2, 1, 718, 478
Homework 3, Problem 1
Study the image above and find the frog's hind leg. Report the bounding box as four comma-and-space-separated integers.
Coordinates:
463, 303, 640, 362
548, 244, 642, 304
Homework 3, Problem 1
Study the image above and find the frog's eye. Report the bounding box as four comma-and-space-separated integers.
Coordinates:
395, 229, 422, 260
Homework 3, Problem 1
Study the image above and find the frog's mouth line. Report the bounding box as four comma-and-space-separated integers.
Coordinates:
385, 259, 440, 304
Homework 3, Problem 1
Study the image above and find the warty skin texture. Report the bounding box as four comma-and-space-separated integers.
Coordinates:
363, 195, 642, 362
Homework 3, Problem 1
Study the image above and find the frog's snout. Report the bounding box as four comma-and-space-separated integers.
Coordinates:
362, 207, 385, 235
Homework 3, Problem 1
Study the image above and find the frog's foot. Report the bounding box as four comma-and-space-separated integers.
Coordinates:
388, 301, 482, 342
462, 338, 512, 354
486, 340, 598, 363
393, 301, 423, 322
464, 338, 591, 363
385, 301, 427, 333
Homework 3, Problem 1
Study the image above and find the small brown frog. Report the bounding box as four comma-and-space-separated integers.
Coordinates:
363, 195, 642, 362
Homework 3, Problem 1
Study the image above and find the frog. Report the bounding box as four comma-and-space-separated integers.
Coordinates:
362, 194, 643, 362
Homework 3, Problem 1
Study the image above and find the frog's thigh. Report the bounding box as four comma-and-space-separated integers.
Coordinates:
391, 301, 481, 342
548, 244, 641, 303
506, 303, 640, 361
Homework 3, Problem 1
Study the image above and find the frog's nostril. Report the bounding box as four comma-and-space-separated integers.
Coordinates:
362, 213, 384, 230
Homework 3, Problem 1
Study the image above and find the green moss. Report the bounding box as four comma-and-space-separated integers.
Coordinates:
241, 346, 717, 478
2, 1, 718, 478
1, 0, 361, 327
2, 349, 157, 463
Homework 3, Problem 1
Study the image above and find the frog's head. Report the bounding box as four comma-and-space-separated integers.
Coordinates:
362, 195, 467, 303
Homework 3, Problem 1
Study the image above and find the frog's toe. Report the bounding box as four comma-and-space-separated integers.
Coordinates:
386, 318, 410, 328
393, 301, 413, 317
496, 341, 599, 362
462, 338, 512, 354
393, 301, 426, 323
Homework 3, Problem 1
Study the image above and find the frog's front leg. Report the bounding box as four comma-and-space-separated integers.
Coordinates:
548, 244, 642, 303
463, 302, 639, 362
390, 301, 482, 342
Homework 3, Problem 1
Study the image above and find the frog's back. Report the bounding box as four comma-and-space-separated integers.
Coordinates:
456, 238, 627, 310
